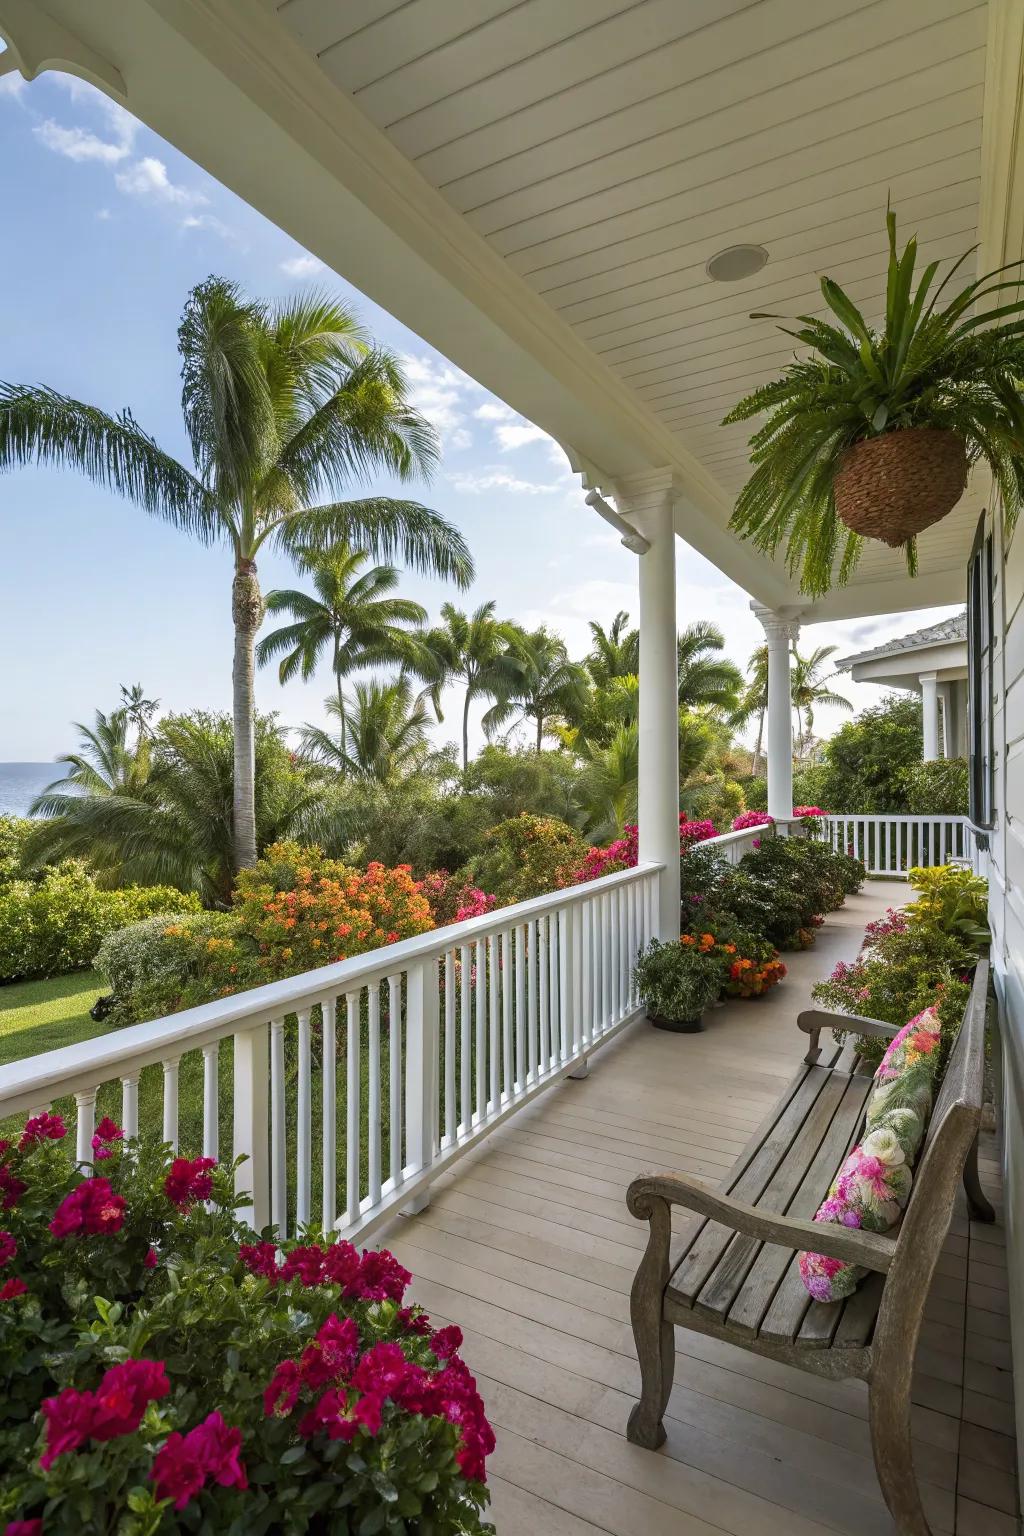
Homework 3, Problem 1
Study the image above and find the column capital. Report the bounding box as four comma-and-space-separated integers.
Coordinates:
751, 603, 801, 646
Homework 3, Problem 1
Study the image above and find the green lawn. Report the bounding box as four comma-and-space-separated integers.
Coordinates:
0, 970, 107, 1061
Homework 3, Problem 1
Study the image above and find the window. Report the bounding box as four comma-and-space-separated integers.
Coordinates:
966, 518, 994, 827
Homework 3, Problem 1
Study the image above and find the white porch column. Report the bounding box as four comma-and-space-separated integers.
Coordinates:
938, 681, 955, 759
921, 672, 939, 761
753, 606, 799, 821
617, 471, 680, 940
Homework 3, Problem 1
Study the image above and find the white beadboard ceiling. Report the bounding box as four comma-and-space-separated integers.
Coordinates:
276, 0, 989, 602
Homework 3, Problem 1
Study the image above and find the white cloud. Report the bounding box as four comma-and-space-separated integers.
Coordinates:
280, 253, 325, 278
35, 118, 131, 163
474, 401, 514, 422
400, 353, 482, 454
472, 398, 552, 453
115, 155, 205, 207
96, 207, 112, 221
0, 70, 26, 100
181, 211, 237, 241
446, 468, 566, 495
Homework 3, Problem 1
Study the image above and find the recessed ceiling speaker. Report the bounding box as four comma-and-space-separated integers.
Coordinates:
706, 244, 769, 282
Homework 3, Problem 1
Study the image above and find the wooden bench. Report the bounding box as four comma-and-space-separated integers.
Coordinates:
625, 960, 994, 1536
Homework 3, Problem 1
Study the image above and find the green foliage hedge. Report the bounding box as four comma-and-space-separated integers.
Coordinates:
0, 863, 199, 983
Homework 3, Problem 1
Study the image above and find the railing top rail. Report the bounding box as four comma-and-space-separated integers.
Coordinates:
701, 825, 765, 848
823, 813, 968, 823
0, 861, 664, 1107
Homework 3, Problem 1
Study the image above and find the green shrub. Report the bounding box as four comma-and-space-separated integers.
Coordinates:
468, 814, 586, 905
634, 939, 723, 1023
740, 776, 768, 811
900, 758, 969, 815
0, 864, 199, 982
0, 816, 33, 886
95, 911, 260, 1024
817, 696, 923, 813
905, 863, 989, 952
793, 765, 830, 809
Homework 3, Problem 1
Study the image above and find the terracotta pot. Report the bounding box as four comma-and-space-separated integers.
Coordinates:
648, 1011, 704, 1034
833, 428, 967, 546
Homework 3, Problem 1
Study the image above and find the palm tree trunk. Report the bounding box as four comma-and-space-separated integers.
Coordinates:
333, 633, 346, 758
231, 558, 264, 871
752, 708, 765, 777
536, 712, 543, 753
462, 689, 471, 773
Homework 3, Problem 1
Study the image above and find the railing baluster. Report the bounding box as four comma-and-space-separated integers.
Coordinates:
459, 944, 472, 1131
548, 912, 560, 1060
444, 951, 456, 1147
501, 929, 513, 1103
202, 1044, 218, 1162
538, 915, 549, 1074
296, 1008, 312, 1230
388, 975, 402, 1185
162, 1058, 179, 1152
515, 923, 527, 1092
346, 989, 361, 1224
475, 938, 486, 1123
322, 997, 337, 1231
233, 1022, 269, 1231
488, 932, 500, 1112
367, 983, 382, 1208
527, 921, 539, 1084
121, 1072, 139, 1140
270, 1018, 287, 1238
76, 1088, 96, 1167
581, 899, 593, 1049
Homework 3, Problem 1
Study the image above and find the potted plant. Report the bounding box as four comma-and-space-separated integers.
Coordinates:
725, 207, 1024, 596
634, 938, 722, 1033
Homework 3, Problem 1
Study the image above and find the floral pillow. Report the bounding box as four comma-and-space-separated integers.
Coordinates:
798, 1121, 913, 1301
799, 1006, 944, 1303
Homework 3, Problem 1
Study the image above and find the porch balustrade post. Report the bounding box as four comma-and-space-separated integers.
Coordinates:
618, 471, 681, 941
233, 1021, 270, 1231
753, 605, 799, 823
921, 672, 939, 761
402, 956, 438, 1215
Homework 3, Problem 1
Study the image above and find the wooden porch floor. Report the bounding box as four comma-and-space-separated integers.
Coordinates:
385, 881, 1019, 1536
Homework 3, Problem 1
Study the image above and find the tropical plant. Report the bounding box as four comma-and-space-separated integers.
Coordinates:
467, 813, 586, 906
634, 939, 723, 1026
900, 757, 968, 815
38, 706, 150, 802
484, 626, 589, 752
816, 696, 923, 813
256, 543, 426, 746
905, 864, 990, 951
300, 678, 431, 782
30, 711, 324, 905
407, 601, 519, 771
676, 620, 744, 714
119, 684, 160, 748
790, 644, 852, 747
725, 207, 1024, 595
0, 279, 471, 868
734, 645, 769, 774
584, 611, 639, 688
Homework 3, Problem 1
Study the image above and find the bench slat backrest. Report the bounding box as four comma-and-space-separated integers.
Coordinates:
873, 959, 988, 1356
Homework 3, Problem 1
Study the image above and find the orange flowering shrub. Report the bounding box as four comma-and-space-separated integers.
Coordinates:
233, 842, 434, 980
680, 918, 786, 1002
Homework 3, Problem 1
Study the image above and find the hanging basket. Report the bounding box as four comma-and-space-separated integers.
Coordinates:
833, 428, 968, 547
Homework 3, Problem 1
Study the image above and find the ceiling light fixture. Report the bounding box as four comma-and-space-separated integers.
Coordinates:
706, 244, 769, 282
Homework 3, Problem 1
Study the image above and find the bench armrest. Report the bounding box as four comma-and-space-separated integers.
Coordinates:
798, 1007, 899, 1064
627, 1171, 896, 1274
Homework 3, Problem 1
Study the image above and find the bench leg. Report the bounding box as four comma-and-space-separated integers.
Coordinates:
869, 1373, 931, 1536
625, 1190, 674, 1449
963, 1131, 996, 1223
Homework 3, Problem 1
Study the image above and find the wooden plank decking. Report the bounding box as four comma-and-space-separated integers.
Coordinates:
383, 881, 1018, 1536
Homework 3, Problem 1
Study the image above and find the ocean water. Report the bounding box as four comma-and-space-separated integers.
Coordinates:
0, 763, 60, 818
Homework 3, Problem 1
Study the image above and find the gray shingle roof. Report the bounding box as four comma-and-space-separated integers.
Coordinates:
837, 610, 966, 670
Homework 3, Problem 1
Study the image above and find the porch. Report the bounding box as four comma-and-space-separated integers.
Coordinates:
385, 881, 1016, 1536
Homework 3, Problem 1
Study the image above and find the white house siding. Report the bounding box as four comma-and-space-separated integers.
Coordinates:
987, 501, 1024, 1482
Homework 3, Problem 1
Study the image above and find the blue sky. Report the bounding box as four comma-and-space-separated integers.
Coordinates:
0, 68, 959, 762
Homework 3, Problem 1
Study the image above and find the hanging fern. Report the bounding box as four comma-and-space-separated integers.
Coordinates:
724, 207, 1024, 596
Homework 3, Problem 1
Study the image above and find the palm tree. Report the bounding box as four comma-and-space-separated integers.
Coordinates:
790, 644, 853, 747
256, 544, 426, 748
407, 601, 519, 771
119, 684, 160, 746
30, 711, 322, 903
36, 706, 150, 807
734, 645, 770, 775
300, 678, 430, 782
485, 627, 589, 752
584, 611, 639, 688
1, 280, 471, 870
676, 621, 744, 715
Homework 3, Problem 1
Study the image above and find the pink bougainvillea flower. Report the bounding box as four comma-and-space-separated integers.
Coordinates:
18, 1112, 67, 1151
299, 1314, 359, 1389
0, 1231, 15, 1268
347, 1248, 411, 1302
430, 1325, 464, 1361
163, 1156, 216, 1209
279, 1243, 328, 1286
150, 1432, 207, 1511
297, 1386, 360, 1443
0, 1167, 27, 1210
351, 1342, 411, 1398
0, 1277, 27, 1301
144, 1246, 158, 1269
150, 1412, 247, 1509
49, 1178, 125, 1238
322, 1239, 361, 1289
238, 1240, 279, 1280
263, 1359, 301, 1418
5, 1518, 44, 1535
397, 1306, 432, 1336
90, 1360, 169, 1442
39, 1389, 96, 1469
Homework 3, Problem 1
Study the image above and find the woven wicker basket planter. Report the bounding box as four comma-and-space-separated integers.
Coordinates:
833, 428, 968, 546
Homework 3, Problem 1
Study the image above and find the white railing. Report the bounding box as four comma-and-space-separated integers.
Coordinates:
823, 814, 972, 877
700, 824, 770, 864
0, 863, 661, 1245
